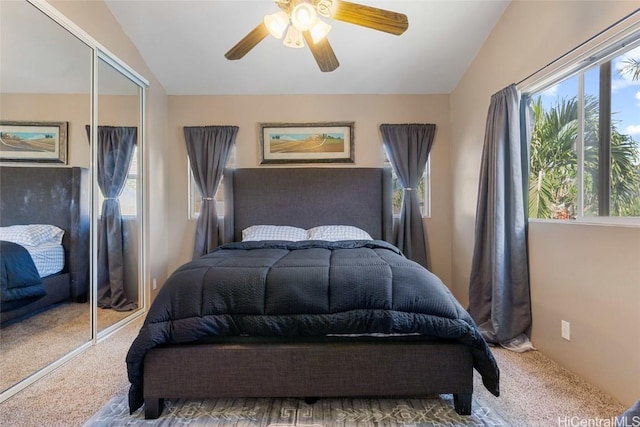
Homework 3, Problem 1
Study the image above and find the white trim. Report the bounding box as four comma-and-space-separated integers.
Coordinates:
576, 73, 585, 218
423, 157, 432, 219
529, 217, 640, 229
575, 215, 640, 227
518, 10, 640, 93
187, 159, 199, 220
96, 309, 145, 343
98, 50, 149, 89
521, 9, 640, 226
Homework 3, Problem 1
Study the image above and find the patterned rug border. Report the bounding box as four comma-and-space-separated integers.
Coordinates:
83, 394, 510, 427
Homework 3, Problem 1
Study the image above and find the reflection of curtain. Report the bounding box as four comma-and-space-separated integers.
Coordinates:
379, 123, 435, 268
184, 125, 238, 259
86, 125, 138, 311
468, 84, 533, 351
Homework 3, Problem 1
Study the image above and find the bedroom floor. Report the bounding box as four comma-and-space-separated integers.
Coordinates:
0, 302, 132, 392
0, 315, 629, 427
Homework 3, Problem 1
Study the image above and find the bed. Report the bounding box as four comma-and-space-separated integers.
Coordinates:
0, 166, 90, 325
127, 167, 500, 419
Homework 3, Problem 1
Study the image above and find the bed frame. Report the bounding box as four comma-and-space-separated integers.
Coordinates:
0, 166, 90, 325
142, 168, 474, 418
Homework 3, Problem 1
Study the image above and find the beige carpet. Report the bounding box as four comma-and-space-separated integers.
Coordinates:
473, 346, 627, 426
0, 317, 628, 427
0, 302, 91, 391
0, 302, 136, 393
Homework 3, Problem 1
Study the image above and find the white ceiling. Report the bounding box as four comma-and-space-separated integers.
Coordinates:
104, 0, 510, 96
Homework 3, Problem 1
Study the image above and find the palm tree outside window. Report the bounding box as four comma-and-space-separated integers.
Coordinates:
527, 44, 640, 221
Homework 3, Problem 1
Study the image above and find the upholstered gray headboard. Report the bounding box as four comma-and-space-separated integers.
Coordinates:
223, 168, 393, 243
0, 166, 90, 301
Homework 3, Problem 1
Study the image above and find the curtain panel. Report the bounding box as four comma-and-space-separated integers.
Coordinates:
184, 125, 239, 259
86, 125, 138, 311
379, 123, 435, 268
468, 84, 533, 350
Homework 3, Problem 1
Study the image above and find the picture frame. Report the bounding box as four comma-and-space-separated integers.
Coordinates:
260, 122, 354, 164
0, 121, 68, 164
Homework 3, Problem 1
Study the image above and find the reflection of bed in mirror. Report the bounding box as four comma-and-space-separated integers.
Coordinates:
0, 166, 90, 325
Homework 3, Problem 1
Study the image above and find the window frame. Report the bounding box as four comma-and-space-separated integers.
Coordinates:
520, 11, 640, 226
98, 145, 138, 217
188, 145, 236, 220
382, 148, 432, 219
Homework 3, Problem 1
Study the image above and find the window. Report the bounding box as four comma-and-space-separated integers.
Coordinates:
525, 23, 640, 222
383, 148, 431, 218
188, 146, 236, 219
98, 145, 138, 216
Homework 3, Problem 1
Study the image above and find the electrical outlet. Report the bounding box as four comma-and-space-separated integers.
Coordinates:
561, 320, 570, 341
152, 278, 157, 290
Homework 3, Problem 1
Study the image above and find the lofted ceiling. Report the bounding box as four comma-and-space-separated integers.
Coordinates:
104, 0, 510, 96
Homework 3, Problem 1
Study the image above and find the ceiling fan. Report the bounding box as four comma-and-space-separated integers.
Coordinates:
224, 0, 409, 72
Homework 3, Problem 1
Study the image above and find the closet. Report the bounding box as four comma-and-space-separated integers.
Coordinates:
0, 0, 147, 401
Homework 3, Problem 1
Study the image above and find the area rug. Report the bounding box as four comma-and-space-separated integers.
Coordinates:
83, 394, 510, 426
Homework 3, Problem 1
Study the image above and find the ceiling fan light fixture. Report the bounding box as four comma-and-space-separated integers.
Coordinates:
290, 3, 317, 31
264, 10, 289, 39
309, 19, 331, 44
283, 26, 305, 48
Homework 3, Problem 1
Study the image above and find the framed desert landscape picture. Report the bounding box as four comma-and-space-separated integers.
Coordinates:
0, 121, 68, 163
260, 122, 354, 164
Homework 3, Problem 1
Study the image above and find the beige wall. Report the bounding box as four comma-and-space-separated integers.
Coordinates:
48, 0, 170, 300
451, 1, 640, 406
1, 93, 91, 167
529, 221, 640, 406
167, 95, 453, 284
1, 93, 139, 168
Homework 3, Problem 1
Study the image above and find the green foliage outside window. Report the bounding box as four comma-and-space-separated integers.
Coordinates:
528, 51, 640, 220
529, 93, 640, 219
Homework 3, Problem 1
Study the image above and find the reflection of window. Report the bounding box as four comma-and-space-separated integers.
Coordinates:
188, 146, 236, 219
383, 149, 431, 218
99, 145, 137, 216
525, 39, 640, 222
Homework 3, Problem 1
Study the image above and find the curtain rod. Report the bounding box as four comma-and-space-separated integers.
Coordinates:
516, 8, 640, 87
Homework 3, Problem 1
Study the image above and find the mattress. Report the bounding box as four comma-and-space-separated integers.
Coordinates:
23, 244, 64, 278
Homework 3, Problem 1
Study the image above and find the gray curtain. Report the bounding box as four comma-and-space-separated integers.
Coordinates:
379, 123, 435, 268
184, 125, 238, 259
87, 125, 138, 312
468, 84, 533, 350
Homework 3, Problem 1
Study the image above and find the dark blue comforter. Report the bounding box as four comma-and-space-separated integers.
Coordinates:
126, 240, 500, 412
0, 240, 45, 312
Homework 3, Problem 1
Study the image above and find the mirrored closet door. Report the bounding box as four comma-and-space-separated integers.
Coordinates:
94, 55, 144, 334
0, 0, 93, 396
0, 0, 147, 401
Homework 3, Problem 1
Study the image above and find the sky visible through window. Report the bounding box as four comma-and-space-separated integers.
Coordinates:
538, 46, 640, 141
529, 45, 640, 219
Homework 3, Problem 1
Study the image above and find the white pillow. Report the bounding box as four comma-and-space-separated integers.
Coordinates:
242, 225, 308, 242
307, 225, 373, 241
0, 224, 64, 247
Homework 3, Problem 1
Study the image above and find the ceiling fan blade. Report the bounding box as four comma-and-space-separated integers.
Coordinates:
224, 22, 270, 60
303, 31, 339, 72
328, 0, 408, 35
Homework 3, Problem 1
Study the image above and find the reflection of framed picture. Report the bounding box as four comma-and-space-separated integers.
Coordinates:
0, 121, 68, 164
260, 122, 354, 164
